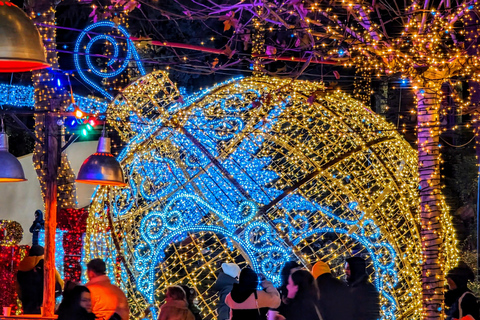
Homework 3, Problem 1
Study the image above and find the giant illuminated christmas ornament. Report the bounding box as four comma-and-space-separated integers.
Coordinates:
83, 71, 457, 320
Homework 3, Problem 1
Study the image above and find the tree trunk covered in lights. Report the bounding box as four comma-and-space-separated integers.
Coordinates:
27, 0, 76, 210
26, 0, 76, 316
414, 76, 444, 320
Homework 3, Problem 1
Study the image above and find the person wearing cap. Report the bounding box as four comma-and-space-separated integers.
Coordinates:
85, 259, 129, 320
311, 260, 353, 320
445, 262, 479, 320
212, 263, 241, 320
345, 257, 379, 320
225, 267, 280, 320
16, 245, 64, 314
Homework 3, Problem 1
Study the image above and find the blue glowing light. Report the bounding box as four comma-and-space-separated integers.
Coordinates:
85, 75, 406, 319
0, 83, 34, 107
39, 229, 66, 304
0, 83, 108, 114
116, 82, 400, 319
74, 21, 147, 100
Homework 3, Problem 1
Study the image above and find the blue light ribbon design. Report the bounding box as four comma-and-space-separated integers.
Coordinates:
74, 21, 147, 100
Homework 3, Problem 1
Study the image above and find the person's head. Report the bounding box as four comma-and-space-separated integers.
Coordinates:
345, 257, 367, 283
221, 262, 241, 279
446, 262, 475, 290
63, 280, 80, 297
34, 210, 43, 220
58, 285, 92, 315
238, 267, 259, 291
86, 258, 106, 280
311, 261, 331, 279
180, 285, 196, 305
230, 267, 259, 303
280, 261, 300, 288
287, 269, 318, 300
166, 285, 186, 302
29, 245, 44, 257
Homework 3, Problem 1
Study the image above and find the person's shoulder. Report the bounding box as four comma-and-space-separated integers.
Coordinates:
326, 275, 347, 286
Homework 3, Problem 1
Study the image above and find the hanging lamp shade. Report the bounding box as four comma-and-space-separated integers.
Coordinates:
0, 2, 49, 72
0, 132, 26, 182
76, 136, 126, 186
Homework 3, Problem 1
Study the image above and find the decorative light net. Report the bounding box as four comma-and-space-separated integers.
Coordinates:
84, 71, 456, 320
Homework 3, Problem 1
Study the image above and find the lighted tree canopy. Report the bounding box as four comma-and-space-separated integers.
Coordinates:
84, 71, 457, 320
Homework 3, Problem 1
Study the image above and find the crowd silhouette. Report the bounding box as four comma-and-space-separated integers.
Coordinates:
15, 246, 479, 320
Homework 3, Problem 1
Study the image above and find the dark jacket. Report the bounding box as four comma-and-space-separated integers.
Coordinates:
212, 272, 237, 320
317, 273, 354, 320
446, 264, 479, 320
188, 305, 201, 320
16, 253, 64, 314
58, 308, 96, 320
278, 297, 322, 320
347, 258, 380, 320
16, 256, 44, 314
445, 288, 479, 320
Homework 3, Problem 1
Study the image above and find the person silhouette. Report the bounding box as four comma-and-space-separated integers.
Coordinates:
29, 210, 44, 246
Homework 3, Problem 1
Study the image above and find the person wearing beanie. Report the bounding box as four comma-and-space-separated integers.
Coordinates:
212, 263, 241, 320
15, 245, 64, 314
311, 261, 353, 320
445, 262, 479, 320
345, 257, 380, 320
225, 267, 280, 320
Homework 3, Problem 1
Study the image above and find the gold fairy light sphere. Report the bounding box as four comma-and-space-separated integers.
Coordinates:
84, 71, 457, 320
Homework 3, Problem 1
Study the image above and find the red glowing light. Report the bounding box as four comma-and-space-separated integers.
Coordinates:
0, 60, 49, 72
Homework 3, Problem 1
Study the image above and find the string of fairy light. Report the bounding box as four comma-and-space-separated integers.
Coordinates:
4, 1, 478, 319
2, 2, 476, 145
28, 3, 77, 210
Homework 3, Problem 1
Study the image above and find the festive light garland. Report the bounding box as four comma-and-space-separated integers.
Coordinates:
81, 72, 453, 319
39, 230, 66, 282
0, 220, 23, 246
0, 244, 27, 315
74, 21, 146, 100
57, 208, 89, 282
0, 83, 108, 114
